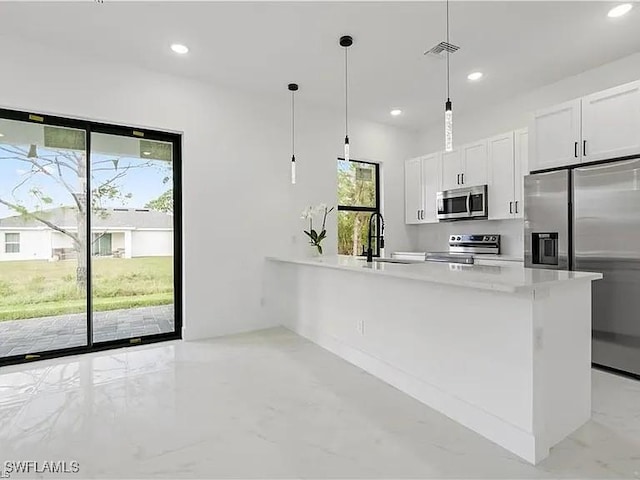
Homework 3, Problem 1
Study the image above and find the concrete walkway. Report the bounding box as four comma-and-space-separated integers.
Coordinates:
0, 305, 174, 358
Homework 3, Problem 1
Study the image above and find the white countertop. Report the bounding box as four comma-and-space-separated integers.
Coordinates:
266, 255, 601, 294
473, 254, 524, 262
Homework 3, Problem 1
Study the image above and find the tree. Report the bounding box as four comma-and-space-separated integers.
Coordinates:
337, 163, 376, 255
0, 142, 151, 289
145, 189, 173, 213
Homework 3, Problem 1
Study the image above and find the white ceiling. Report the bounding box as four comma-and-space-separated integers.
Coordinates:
1, 1, 639, 130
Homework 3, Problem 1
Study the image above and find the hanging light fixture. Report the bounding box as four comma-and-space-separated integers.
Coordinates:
444, 0, 453, 152
340, 35, 353, 161
27, 144, 38, 158
288, 83, 299, 185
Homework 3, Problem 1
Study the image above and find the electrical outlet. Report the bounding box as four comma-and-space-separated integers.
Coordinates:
357, 319, 365, 335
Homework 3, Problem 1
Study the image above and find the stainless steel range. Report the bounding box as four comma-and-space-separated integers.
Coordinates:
423, 234, 500, 264
449, 234, 500, 255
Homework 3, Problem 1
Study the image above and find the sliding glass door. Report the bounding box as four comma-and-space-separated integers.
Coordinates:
90, 132, 176, 345
0, 117, 88, 359
0, 109, 181, 366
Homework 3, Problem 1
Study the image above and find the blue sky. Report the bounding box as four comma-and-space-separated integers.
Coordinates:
0, 143, 172, 219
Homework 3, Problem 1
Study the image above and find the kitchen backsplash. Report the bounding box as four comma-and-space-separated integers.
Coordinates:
411, 219, 524, 258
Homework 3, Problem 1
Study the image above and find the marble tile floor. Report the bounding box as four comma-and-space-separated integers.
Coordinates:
0, 305, 174, 357
0, 327, 639, 479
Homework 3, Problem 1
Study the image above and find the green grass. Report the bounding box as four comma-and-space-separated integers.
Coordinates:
0, 257, 174, 321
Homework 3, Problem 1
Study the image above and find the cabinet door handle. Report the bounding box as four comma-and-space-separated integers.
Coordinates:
420, 209, 424, 220
461, 173, 464, 185
509, 201, 513, 214
456, 173, 460, 185
574, 141, 578, 158
515, 201, 519, 214
583, 140, 587, 156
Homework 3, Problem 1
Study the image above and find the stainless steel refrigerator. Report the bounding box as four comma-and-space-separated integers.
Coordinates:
524, 158, 640, 377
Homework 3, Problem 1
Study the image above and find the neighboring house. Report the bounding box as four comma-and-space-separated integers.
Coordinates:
0, 207, 173, 261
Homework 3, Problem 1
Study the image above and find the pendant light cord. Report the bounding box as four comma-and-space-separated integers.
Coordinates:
291, 90, 295, 157
446, 0, 450, 100
345, 47, 349, 137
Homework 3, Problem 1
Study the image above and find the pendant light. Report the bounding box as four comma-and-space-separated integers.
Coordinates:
288, 83, 299, 184
340, 35, 353, 161
444, 0, 453, 152
27, 144, 38, 158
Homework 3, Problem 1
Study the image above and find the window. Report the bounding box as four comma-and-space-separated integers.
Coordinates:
5, 233, 20, 253
337, 159, 380, 256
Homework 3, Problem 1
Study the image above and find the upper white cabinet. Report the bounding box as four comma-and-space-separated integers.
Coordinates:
421, 153, 441, 223
440, 141, 488, 190
530, 80, 640, 171
529, 99, 581, 171
405, 157, 423, 225
441, 148, 462, 190
404, 154, 441, 224
514, 128, 529, 219
488, 129, 528, 221
461, 140, 488, 187
581, 81, 640, 162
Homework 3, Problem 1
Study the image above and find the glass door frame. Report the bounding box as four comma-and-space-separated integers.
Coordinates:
0, 107, 183, 367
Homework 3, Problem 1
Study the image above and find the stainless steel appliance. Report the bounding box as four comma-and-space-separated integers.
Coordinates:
421, 234, 500, 264
437, 185, 488, 221
524, 158, 640, 377
449, 234, 500, 255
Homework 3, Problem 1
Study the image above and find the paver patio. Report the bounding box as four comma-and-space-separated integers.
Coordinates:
0, 305, 174, 358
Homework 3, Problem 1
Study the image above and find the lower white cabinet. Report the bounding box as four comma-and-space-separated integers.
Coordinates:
488, 129, 528, 220
404, 154, 440, 224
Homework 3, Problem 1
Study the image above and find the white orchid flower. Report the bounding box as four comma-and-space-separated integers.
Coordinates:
300, 206, 314, 220
315, 203, 327, 214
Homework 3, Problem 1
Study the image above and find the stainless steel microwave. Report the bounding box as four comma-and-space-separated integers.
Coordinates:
437, 185, 488, 221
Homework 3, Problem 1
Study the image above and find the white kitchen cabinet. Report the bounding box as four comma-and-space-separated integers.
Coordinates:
530, 80, 640, 171
529, 99, 581, 171
405, 157, 423, 224
421, 153, 441, 222
461, 140, 488, 187
513, 128, 528, 219
440, 148, 462, 190
404, 154, 440, 225
488, 129, 528, 220
581, 80, 640, 162
488, 132, 516, 220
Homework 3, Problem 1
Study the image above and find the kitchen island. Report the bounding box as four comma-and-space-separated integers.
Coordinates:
263, 255, 602, 464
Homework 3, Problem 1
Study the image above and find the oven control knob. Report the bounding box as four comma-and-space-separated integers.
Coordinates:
456, 236, 461, 241
491, 236, 497, 241
483, 236, 489, 241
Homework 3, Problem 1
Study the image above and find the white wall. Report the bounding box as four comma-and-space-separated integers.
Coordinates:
131, 230, 173, 257
412, 52, 640, 256
0, 36, 418, 339
0, 229, 51, 262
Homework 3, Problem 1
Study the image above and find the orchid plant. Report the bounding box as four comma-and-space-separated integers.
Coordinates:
301, 204, 335, 254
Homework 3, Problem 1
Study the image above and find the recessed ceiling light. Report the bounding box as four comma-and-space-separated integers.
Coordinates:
608, 3, 632, 17
170, 43, 189, 54
0, 133, 4, 137
142, 151, 151, 156
390, 109, 402, 116
467, 71, 483, 81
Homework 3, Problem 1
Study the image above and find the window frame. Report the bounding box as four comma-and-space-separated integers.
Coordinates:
337, 158, 381, 257
5, 232, 20, 253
